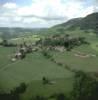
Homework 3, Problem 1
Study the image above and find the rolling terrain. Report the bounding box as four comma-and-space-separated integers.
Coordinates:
0, 12, 98, 100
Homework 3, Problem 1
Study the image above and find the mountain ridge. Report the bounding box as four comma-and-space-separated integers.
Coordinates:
52, 12, 98, 33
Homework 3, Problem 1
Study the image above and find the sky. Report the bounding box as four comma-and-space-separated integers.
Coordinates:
0, 0, 97, 28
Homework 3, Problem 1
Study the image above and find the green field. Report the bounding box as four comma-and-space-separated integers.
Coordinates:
0, 47, 73, 93
50, 45, 98, 72
0, 30, 98, 100
9, 34, 42, 44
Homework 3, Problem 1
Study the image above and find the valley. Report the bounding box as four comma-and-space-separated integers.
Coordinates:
0, 12, 98, 100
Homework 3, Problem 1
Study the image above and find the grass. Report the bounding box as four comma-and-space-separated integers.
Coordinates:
0, 47, 73, 93
91, 42, 98, 52
0, 29, 98, 99
0, 37, 2, 42
9, 34, 41, 44
50, 44, 98, 72
21, 78, 73, 100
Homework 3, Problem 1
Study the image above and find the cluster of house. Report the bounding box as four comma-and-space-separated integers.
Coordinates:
11, 43, 33, 62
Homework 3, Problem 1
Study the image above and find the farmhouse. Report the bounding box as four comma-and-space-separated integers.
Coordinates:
15, 52, 22, 59
11, 43, 33, 61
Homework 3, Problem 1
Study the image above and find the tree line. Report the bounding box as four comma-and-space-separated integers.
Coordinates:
36, 34, 89, 51
0, 39, 17, 47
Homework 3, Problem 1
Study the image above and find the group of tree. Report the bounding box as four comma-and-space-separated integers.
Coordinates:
51, 71, 98, 100
36, 34, 89, 51
41, 50, 52, 59
1, 71, 98, 100
71, 71, 98, 100
0, 39, 17, 47
0, 83, 27, 100
32, 93, 67, 100
32, 71, 98, 100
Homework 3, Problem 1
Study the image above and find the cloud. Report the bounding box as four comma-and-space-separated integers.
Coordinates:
16, 0, 67, 18
0, 0, 96, 28
94, 0, 98, 12
23, 15, 67, 21
79, 6, 94, 17
3, 2, 17, 9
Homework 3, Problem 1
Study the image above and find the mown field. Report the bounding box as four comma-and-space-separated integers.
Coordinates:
0, 47, 73, 92
0, 30, 98, 100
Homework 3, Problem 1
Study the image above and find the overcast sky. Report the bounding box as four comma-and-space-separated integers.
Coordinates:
0, 0, 97, 28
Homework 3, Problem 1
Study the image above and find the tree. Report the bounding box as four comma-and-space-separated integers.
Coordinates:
11, 83, 27, 94
33, 95, 46, 100
42, 77, 49, 84
2, 39, 8, 46
56, 93, 67, 100
71, 71, 98, 100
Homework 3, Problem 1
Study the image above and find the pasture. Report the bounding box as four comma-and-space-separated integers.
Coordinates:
0, 47, 73, 93
0, 30, 98, 100
9, 34, 42, 44
50, 45, 98, 72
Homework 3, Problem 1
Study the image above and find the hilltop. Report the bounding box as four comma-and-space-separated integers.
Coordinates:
52, 12, 98, 33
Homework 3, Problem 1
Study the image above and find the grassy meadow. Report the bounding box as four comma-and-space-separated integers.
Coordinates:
0, 30, 98, 100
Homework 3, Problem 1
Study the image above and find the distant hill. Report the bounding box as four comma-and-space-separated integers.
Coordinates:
0, 27, 47, 39
53, 12, 98, 33
0, 12, 98, 39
